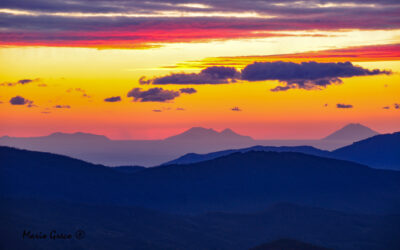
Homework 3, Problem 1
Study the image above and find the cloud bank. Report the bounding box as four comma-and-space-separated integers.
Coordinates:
1, 78, 40, 87
140, 61, 391, 91
1, 0, 399, 48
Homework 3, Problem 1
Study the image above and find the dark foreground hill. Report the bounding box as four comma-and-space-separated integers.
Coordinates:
1, 198, 399, 250
249, 239, 332, 250
1, 146, 400, 214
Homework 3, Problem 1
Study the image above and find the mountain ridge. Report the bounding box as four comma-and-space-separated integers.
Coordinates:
2, 146, 400, 214
164, 132, 400, 170
164, 127, 253, 141
323, 123, 379, 141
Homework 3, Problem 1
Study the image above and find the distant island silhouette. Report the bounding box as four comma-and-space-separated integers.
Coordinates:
0, 123, 382, 166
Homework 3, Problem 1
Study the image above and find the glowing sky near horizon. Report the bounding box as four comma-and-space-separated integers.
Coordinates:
0, 0, 400, 139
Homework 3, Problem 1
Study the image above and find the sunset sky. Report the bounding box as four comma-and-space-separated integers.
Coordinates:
0, 0, 399, 139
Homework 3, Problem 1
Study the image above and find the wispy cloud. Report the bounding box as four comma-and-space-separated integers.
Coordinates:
66, 88, 91, 98
1, 1, 398, 48
1, 78, 40, 86
336, 103, 353, 109
140, 67, 238, 85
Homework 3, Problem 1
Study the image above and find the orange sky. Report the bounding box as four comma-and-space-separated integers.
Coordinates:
1, 2, 400, 139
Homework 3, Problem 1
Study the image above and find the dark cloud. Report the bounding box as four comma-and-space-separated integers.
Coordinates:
395, 103, 400, 109
1, 0, 399, 15
127, 87, 180, 102
231, 106, 242, 111
18, 79, 34, 84
54, 105, 71, 109
180, 88, 197, 94
9, 96, 28, 105
336, 103, 353, 109
0, 1, 399, 28
383, 106, 390, 109
1, 78, 40, 86
1, 0, 399, 49
242, 61, 391, 91
140, 61, 390, 92
104, 96, 121, 102
9, 95, 35, 107
140, 67, 239, 85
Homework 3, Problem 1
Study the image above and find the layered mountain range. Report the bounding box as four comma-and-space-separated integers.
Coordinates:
1, 145, 400, 249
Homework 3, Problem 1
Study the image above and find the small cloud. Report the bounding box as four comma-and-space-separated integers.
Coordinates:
9, 96, 36, 107
1, 78, 40, 87
176, 107, 185, 111
127, 87, 180, 102
324, 103, 328, 107
10, 96, 30, 105
41, 111, 51, 114
336, 103, 353, 109
395, 103, 400, 109
18, 79, 34, 84
54, 105, 71, 109
231, 106, 242, 111
140, 66, 239, 85
180, 88, 197, 94
152, 109, 162, 112
383, 106, 390, 109
104, 96, 121, 102
37, 83, 47, 87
